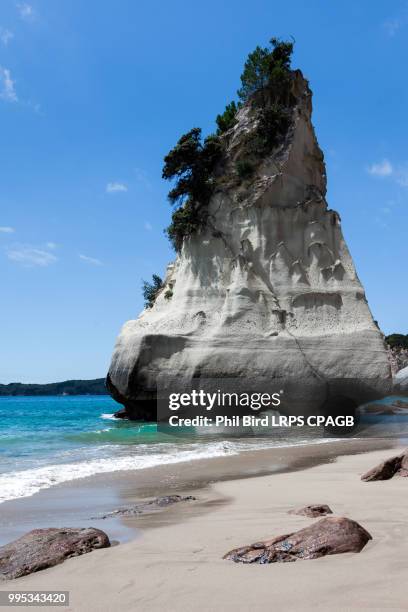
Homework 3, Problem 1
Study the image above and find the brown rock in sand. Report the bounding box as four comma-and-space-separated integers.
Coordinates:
223, 517, 371, 564
289, 504, 333, 518
361, 451, 408, 481
0, 528, 110, 580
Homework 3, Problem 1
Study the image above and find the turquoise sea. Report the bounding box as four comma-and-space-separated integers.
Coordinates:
0, 395, 339, 504
0, 395, 405, 504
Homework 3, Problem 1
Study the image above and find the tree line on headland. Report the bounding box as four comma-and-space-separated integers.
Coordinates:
0, 379, 107, 396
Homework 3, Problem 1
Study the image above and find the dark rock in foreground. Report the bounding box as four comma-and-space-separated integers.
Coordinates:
0, 528, 110, 580
361, 450, 408, 481
289, 504, 333, 518
96, 495, 196, 519
223, 517, 371, 564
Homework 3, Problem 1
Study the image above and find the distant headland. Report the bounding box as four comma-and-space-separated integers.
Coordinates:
0, 379, 107, 396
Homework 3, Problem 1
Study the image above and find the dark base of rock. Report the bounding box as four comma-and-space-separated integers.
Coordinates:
361, 450, 408, 481
121, 400, 156, 421
223, 517, 371, 564
106, 374, 156, 421
0, 528, 110, 580
95, 495, 196, 519
289, 504, 333, 518
113, 408, 128, 419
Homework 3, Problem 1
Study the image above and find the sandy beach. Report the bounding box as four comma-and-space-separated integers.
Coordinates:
0, 441, 406, 611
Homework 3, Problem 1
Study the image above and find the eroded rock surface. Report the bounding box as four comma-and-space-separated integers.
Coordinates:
361, 451, 408, 481
395, 366, 408, 393
289, 504, 333, 518
0, 528, 110, 580
108, 70, 391, 420
388, 347, 408, 377
223, 517, 371, 564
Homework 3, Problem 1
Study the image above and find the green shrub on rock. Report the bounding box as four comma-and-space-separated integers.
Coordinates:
216, 101, 238, 135
165, 201, 207, 252
163, 129, 222, 251
238, 37, 294, 106
236, 160, 254, 179
142, 274, 163, 308
386, 333, 408, 349
238, 38, 294, 154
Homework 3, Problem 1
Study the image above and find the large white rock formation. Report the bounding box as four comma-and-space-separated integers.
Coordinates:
107, 71, 392, 419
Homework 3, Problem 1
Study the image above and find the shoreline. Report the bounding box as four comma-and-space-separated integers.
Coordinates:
0, 437, 396, 547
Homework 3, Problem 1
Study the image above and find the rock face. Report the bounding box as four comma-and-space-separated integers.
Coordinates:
361, 450, 408, 481
388, 346, 408, 393
388, 347, 408, 376
223, 516, 371, 564
289, 504, 333, 518
108, 70, 391, 420
0, 528, 110, 580
395, 366, 408, 393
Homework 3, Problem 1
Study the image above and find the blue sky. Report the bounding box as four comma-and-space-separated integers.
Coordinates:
1, 0, 407, 383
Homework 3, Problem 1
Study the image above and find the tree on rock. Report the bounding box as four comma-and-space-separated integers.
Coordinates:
216, 101, 238, 135
162, 36, 295, 252
142, 274, 163, 308
238, 37, 294, 105
162, 128, 223, 251
162, 128, 222, 206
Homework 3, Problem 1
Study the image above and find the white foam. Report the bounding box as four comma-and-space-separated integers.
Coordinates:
0, 437, 342, 505
100, 413, 117, 420
0, 441, 237, 504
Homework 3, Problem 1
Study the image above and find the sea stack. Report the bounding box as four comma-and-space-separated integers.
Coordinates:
107, 69, 392, 420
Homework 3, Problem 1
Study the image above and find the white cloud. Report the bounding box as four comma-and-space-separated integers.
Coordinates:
0, 226, 15, 233
0, 67, 17, 102
144, 221, 152, 231
46, 241, 57, 250
367, 159, 393, 177
106, 182, 128, 193
79, 254, 103, 266
367, 159, 408, 188
0, 28, 14, 46
6, 244, 57, 267
384, 18, 402, 37
17, 3, 35, 20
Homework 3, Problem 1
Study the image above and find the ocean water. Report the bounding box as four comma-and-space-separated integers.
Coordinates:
3, 394, 407, 505
0, 395, 343, 505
